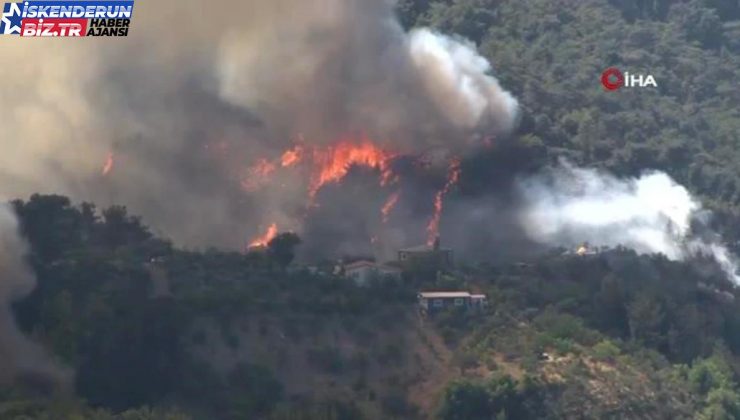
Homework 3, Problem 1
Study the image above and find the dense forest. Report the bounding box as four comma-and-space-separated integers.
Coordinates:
401, 0, 740, 232
3, 0, 740, 419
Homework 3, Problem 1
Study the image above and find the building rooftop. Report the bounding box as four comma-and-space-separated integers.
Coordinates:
345, 260, 403, 272
419, 291, 472, 299
345, 260, 376, 270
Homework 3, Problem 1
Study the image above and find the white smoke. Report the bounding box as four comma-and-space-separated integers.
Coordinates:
408, 28, 519, 132
0, 204, 72, 389
215, 0, 518, 148
519, 161, 740, 284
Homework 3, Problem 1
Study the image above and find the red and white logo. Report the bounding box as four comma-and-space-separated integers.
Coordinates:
601, 67, 657, 91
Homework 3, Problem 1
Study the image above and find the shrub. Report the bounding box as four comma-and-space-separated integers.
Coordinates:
592, 340, 621, 362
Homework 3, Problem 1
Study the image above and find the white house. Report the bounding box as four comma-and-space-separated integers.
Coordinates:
417, 291, 488, 315
344, 260, 402, 285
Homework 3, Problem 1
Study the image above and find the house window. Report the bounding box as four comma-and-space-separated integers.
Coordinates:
433, 299, 444, 308
454, 298, 464, 306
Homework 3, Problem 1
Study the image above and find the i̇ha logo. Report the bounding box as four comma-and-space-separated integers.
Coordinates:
601, 67, 657, 91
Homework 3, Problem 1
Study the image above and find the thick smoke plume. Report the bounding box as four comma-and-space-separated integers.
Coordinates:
0, 0, 517, 249
0, 205, 72, 390
2, 0, 736, 283
518, 161, 740, 283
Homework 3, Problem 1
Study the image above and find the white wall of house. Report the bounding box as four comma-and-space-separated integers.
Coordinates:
347, 265, 374, 285
347, 265, 402, 286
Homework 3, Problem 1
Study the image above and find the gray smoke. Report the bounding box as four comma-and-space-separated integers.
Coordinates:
518, 161, 740, 284
0, 204, 72, 390
0, 0, 517, 248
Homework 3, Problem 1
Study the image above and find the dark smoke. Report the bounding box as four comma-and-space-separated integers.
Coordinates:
2, 0, 737, 284
0, 0, 517, 251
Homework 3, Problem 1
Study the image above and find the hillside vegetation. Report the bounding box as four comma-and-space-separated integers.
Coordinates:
4, 193, 740, 419
403, 0, 740, 237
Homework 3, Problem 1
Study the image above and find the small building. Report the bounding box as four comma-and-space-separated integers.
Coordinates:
417, 291, 487, 315
470, 294, 488, 310
398, 237, 453, 269
344, 260, 402, 286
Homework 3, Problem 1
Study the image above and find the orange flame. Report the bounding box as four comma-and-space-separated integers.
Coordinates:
242, 158, 277, 192
381, 191, 400, 224
248, 223, 278, 249
426, 158, 461, 246
102, 152, 114, 176
281, 145, 304, 167
309, 139, 394, 198
239, 135, 395, 199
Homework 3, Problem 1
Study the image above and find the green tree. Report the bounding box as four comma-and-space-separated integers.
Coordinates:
628, 295, 666, 350
438, 380, 493, 420
268, 232, 302, 269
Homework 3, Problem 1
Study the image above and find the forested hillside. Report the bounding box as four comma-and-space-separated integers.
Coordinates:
402, 0, 740, 223
5, 194, 740, 419
3, 0, 740, 419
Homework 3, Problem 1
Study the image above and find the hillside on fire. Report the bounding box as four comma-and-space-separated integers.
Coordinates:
2, 0, 740, 419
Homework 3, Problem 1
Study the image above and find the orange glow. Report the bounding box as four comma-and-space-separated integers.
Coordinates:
252, 158, 277, 177
242, 158, 277, 192
102, 152, 114, 176
381, 191, 400, 223
426, 158, 461, 245
281, 145, 304, 167
239, 135, 396, 198
248, 223, 278, 249
309, 139, 395, 198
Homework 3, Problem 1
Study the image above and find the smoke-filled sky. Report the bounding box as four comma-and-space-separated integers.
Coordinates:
0, 0, 517, 250
1, 0, 738, 282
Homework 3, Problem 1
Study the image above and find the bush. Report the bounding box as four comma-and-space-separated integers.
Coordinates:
534, 309, 596, 345
592, 340, 621, 362
437, 375, 545, 420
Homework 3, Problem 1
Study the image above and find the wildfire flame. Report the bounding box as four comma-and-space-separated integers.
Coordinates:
382, 191, 401, 223
248, 223, 278, 249
242, 158, 278, 192
576, 243, 589, 256
281, 145, 304, 167
240, 135, 399, 243
102, 152, 115, 176
308, 139, 395, 198
426, 158, 461, 245
240, 135, 395, 199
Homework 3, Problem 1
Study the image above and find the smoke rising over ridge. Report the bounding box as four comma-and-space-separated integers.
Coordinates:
518, 162, 740, 283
